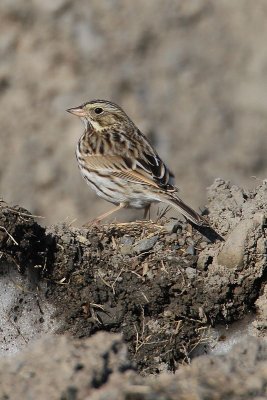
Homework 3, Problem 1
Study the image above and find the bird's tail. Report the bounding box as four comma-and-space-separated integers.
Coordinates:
160, 191, 208, 226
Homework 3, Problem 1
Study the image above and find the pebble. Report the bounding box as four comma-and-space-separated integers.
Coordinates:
133, 235, 158, 254
120, 244, 133, 256
120, 235, 134, 245
187, 238, 195, 246
217, 218, 260, 269
165, 233, 177, 243
76, 235, 90, 245
178, 238, 186, 246
163, 310, 173, 318
186, 245, 195, 255
185, 267, 196, 279
164, 220, 181, 234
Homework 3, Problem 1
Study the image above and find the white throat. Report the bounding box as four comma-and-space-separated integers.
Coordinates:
81, 117, 105, 132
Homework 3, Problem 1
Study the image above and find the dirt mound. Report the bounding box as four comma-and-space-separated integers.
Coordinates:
1, 332, 267, 399
0, 179, 267, 399
0, 180, 266, 377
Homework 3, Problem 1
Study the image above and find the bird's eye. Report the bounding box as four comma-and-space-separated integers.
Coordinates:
94, 107, 103, 114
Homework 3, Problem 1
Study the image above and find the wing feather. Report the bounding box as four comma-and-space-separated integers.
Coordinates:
83, 127, 175, 190
84, 155, 159, 187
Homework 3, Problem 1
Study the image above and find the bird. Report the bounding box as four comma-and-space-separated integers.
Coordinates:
66, 99, 207, 226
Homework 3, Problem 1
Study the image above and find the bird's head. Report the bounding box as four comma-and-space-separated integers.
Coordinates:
67, 100, 132, 131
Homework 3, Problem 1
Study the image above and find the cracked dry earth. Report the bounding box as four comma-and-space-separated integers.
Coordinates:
0, 179, 267, 399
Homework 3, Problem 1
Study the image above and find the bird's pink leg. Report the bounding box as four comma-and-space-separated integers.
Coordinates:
83, 204, 125, 226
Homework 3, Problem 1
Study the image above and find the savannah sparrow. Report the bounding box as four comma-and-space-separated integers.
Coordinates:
67, 100, 207, 226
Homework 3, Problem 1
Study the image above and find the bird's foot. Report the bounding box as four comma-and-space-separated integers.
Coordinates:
82, 219, 101, 228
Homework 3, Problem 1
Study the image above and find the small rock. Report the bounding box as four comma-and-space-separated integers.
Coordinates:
185, 267, 196, 279
76, 235, 90, 245
120, 244, 133, 256
186, 245, 195, 255
163, 310, 173, 318
165, 233, 177, 243
217, 218, 260, 269
164, 219, 181, 234
187, 238, 195, 246
133, 235, 158, 254
178, 238, 186, 246
120, 235, 134, 245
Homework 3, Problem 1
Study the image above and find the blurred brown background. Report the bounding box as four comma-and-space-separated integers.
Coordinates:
0, 0, 267, 225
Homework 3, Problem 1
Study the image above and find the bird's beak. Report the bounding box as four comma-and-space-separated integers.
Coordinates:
66, 106, 86, 117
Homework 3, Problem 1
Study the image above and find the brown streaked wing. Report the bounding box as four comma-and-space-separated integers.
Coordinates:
136, 151, 174, 189
83, 154, 162, 188
130, 129, 175, 189
83, 126, 175, 190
